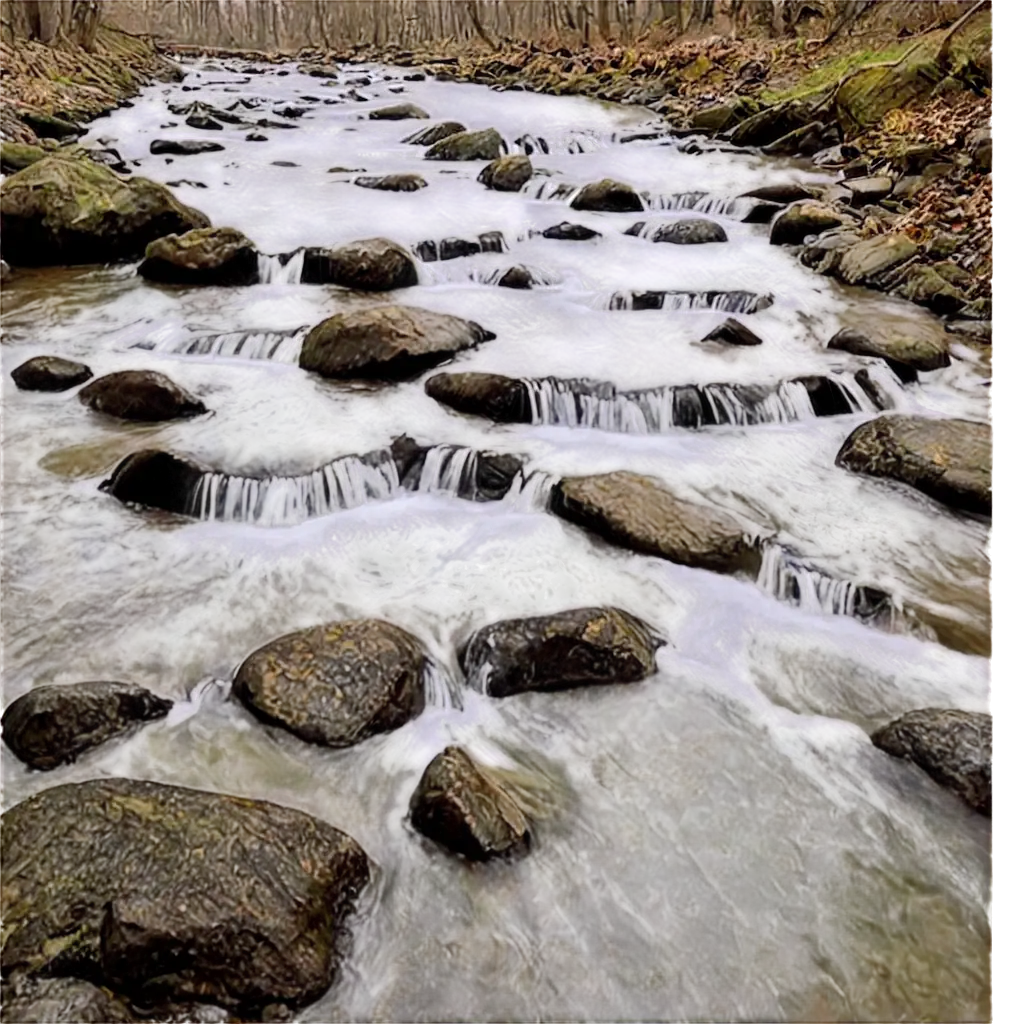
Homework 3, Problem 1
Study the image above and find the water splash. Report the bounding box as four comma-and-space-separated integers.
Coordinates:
422, 659, 462, 710
502, 469, 557, 511
256, 249, 305, 284
643, 191, 751, 218
417, 444, 479, 496
604, 290, 773, 313
135, 327, 307, 362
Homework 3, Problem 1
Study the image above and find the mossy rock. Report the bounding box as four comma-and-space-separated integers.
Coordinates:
425, 128, 504, 161
138, 226, 259, 286
835, 53, 943, 133
0, 142, 47, 174
0, 155, 209, 266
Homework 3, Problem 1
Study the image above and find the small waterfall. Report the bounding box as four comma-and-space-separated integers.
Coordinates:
604, 290, 773, 314
257, 249, 305, 284
468, 266, 561, 287
422, 660, 462, 710
644, 191, 747, 218
502, 469, 557, 511
510, 130, 605, 155
519, 179, 582, 202
189, 452, 399, 527
413, 232, 507, 263
524, 378, 675, 433
135, 327, 307, 362
415, 445, 479, 496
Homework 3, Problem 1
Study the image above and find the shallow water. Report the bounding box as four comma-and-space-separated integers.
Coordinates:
0, 58, 990, 1021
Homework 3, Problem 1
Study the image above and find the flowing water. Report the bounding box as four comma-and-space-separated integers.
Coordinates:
0, 58, 991, 1021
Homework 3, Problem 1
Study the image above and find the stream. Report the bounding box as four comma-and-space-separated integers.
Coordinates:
0, 58, 991, 1021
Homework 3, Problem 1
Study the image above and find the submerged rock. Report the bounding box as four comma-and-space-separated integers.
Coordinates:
701, 318, 763, 346
2, 682, 172, 770
570, 178, 644, 213
835, 414, 991, 515
871, 708, 991, 815
460, 606, 661, 698
138, 226, 259, 286
369, 102, 429, 120
477, 154, 532, 192
550, 471, 762, 576
11, 355, 93, 392
541, 221, 601, 240
353, 173, 428, 192
827, 325, 949, 377
1, 779, 370, 1014
101, 449, 205, 516
149, 139, 225, 155
79, 370, 206, 422
769, 201, 848, 246
0, 155, 209, 266
233, 620, 427, 747
299, 305, 494, 381
496, 265, 537, 289
425, 127, 504, 161
402, 121, 466, 145
409, 746, 530, 860
426, 371, 530, 423
300, 237, 417, 290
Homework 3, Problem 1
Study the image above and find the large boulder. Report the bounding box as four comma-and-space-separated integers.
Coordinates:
409, 746, 530, 860
1, 779, 370, 1015
11, 355, 93, 392
769, 201, 848, 246
101, 449, 206, 516
0, 155, 209, 266
570, 178, 644, 213
138, 226, 259, 286
689, 96, 761, 133
477, 154, 532, 192
369, 103, 429, 120
896, 264, 968, 315
425, 128, 504, 161
646, 218, 727, 245
871, 708, 991, 815
402, 121, 466, 145
2, 682, 173, 771
233, 620, 428, 747
460, 606, 661, 698
79, 370, 207, 422
0, 141, 47, 174
827, 325, 950, 377
835, 232, 918, 286
353, 174, 428, 192
835, 414, 991, 515
299, 305, 494, 381
835, 53, 943, 133
425, 371, 530, 424
300, 237, 417, 290
0, 975, 137, 1024
551, 471, 762, 576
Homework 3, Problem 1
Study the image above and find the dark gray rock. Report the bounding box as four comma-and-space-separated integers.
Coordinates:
570, 178, 643, 213
184, 113, 223, 131
701, 318, 762, 346
496, 265, 536, 289
78, 371, 206, 422
769, 201, 848, 246
101, 449, 206, 516
541, 222, 601, 241
149, 139, 225, 155
369, 103, 429, 120
426, 371, 530, 423
300, 237, 417, 290
353, 174, 428, 192
11, 355, 92, 392
648, 218, 727, 245
740, 183, 816, 204
402, 121, 466, 145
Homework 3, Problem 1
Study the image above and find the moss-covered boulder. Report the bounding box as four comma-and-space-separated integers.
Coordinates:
402, 121, 466, 145
300, 237, 417, 290
0, 155, 209, 266
836, 414, 991, 515
690, 96, 761, 133
410, 746, 531, 860
478, 154, 533, 192
299, 305, 494, 381
101, 449, 206, 516
369, 102, 430, 120
827, 325, 950, 377
769, 201, 848, 246
425, 127, 504, 161
138, 226, 259, 286
233, 620, 428, 747
353, 173, 428, 192
1, 779, 370, 1015
551, 471, 762, 576
460, 606, 661, 698
835, 54, 943, 134
79, 370, 206, 422
570, 178, 644, 213
2, 682, 172, 771
11, 355, 93, 392
896, 265, 968, 315
426, 371, 531, 423
835, 232, 918, 286
730, 101, 812, 147
872, 708, 991, 815
0, 141, 47, 174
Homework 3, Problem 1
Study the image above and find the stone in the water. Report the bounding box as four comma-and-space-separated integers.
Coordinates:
551, 471, 762, 575
835, 414, 991, 515
425, 127, 504, 161
1, 779, 371, 1015
245, 132, 268, 141
369, 102, 429, 120
460, 606, 661, 698
149, 139, 226, 155
845, 175, 893, 206
79, 370, 207, 421
496, 264, 536, 289
701, 318, 762, 346
871, 708, 991, 815
769, 201, 848, 246
301, 62, 337, 79
897, 265, 968, 315
185, 113, 223, 131
233, 620, 428, 747
11, 355, 93, 392
2, 681, 173, 770
426, 371, 530, 423
273, 105, 310, 118
101, 449, 205, 516
477, 154, 532, 192
0, 154, 209, 266
409, 746, 530, 860
300, 305, 493, 381
138, 226, 259, 286
402, 121, 466, 145
740, 183, 816, 203
835, 232, 918, 286
541, 221, 601, 240
570, 177, 644, 213
354, 173, 428, 192
827, 325, 949, 376
648, 218, 727, 245
300, 237, 417, 290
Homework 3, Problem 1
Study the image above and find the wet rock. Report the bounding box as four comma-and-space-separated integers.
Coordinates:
647, 219, 727, 245
300, 237, 417, 290
769, 201, 848, 246
550, 471, 762, 575
570, 178, 643, 213
798, 228, 861, 273
138, 226, 259, 286
0, 975, 138, 1023
0, 259, 9, 280
730, 101, 811, 147
11, 355, 93, 392
739, 183, 816, 204
255, 117, 300, 130
0, 156, 209, 266
402, 120, 466, 145
827, 325, 949, 376
496, 265, 536, 289
425, 127, 504, 161
541, 221, 601, 240
835, 232, 918, 286
185, 113, 223, 131
763, 120, 838, 158
896, 265, 967, 315
19, 109, 80, 139
845, 176, 893, 207
872, 708, 991, 815
273, 105, 310, 119
409, 746, 530, 860
1, 141, 47, 174
79, 370, 206, 422
741, 201, 785, 225
945, 320, 991, 343
404, 72, 426, 81
271, 160, 299, 167
460, 606, 661, 699
690, 96, 760, 133
149, 139, 225, 155
2, 681, 172, 771
389, 437, 522, 501
101, 449, 205, 516
701, 318, 762, 346
234, 620, 427, 747
478, 154, 532, 192
301, 62, 337, 79
967, 128, 992, 173
1, 778, 371, 1015
299, 305, 494, 381
245, 132, 268, 142
426, 371, 530, 423
369, 102, 429, 120
353, 173, 428, 192
836, 414, 991, 515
